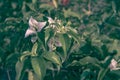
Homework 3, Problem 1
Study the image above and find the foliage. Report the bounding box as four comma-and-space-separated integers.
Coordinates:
0, 0, 120, 80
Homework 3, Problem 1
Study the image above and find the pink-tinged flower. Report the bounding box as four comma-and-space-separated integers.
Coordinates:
48, 37, 62, 51
54, 37, 62, 47
25, 29, 36, 38
25, 17, 46, 38
109, 59, 120, 71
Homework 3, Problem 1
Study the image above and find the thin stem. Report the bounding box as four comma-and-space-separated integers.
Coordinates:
7, 70, 11, 80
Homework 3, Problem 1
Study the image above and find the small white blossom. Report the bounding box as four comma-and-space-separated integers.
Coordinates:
47, 17, 56, 28
109, 59, 120, 71
25, 17, 46, 38
47, 17, 55, 24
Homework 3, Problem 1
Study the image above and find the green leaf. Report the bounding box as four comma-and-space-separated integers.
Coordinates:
31, 43, 38, 56
45, 28, 54, 48
15, 61, 24, 80
112, 1, 116, 14
80, 69, 91, 80
32, 0, 37, 4
40, 4, 54, 10
76, 56, 101, 68
20, 51, 31, 61
107, 40, 120, 59
101, 55, 113, 68
66, 56, 101, 69
97, 67, 109, 80
67, 56, 101, 68
45, 29, 51, 45
97, 55, 114, 80
110, 70, 120, 77
59, 34, 67, 59
58, 34, 71, 61
31, 57, 46, 80
5, 17, 22, 23
43, 52, 62, 66
26, 3, 35, 11
63, 8, 81, 19
67, 28, 80, 44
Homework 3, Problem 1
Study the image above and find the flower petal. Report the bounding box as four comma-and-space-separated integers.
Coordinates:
37, 22, 47, 32
29, 17, 38, 28
47, 17, 54, 24
109, 59, 118, 71
55, 41, 62, 47
25, 28, 36, 38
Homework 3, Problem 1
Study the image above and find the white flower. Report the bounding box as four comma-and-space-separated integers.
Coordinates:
47, 17, 63, 30
47, 17, 55, 24
109, 59, 120, 71
25, 17, 46, 38
47, 17, 61, 25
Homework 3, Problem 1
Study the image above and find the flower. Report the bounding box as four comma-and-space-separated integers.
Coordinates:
54, 37, 62, 47
46, 17, 57, 29
25, 17, 46, 38
47, 17, 61, 25
48, 37, 62, 51
109, 59, 120, 71
47, 17, 55, 24
47, 17, 65, 33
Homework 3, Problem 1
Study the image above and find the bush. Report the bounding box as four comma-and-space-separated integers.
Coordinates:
0, 0, 120, 80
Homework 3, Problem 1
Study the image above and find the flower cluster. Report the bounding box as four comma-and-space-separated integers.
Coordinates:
25, 17, 62, 51
47, 17, 63, 51
25, 17, 46, 42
